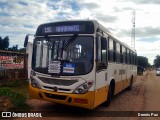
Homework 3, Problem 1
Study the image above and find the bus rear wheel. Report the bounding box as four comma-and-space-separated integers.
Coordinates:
127, 77, 133, 90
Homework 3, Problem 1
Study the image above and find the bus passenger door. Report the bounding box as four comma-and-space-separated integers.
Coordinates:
94, 35, 108, 107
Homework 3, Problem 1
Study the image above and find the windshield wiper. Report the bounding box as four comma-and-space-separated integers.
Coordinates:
60, 34, 78, 59
63, 34, 78, 50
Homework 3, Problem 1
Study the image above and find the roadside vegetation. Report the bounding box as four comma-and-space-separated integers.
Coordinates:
0, 80, 30, 111
154, 55, 160, 68
137, 55, 160, 75
137, 56, 150, 75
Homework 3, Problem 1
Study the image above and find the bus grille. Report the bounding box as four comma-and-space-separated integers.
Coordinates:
45, 93, 67, 100
43, 86, 71, 92
38, 77, 78, 86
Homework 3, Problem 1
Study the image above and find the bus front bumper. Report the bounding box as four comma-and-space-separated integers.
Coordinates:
29, 84, 95, 109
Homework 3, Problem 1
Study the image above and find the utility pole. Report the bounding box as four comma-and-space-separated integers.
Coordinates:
131, 10, 136, 50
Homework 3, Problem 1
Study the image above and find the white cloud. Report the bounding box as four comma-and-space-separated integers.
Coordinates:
0, 0, 160, 64
136, 39, 160, 64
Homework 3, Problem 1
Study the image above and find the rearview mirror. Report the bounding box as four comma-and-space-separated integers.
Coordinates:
24, 34, 29, 47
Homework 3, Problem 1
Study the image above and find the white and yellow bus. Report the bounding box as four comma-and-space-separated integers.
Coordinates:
24, 20, 137, 109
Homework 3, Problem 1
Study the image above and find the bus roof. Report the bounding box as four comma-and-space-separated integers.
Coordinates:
36, 20, 136, 53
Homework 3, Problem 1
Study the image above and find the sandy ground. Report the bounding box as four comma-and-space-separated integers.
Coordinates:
143, 71, 160, 111
140, 71, 160, 120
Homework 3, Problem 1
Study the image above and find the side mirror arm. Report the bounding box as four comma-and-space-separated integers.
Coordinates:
24, 34, 34, 47
24, 34, 29, 47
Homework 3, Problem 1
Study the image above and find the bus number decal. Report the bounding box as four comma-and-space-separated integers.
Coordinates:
44, 27, 52, 33
63, 63, 75, 73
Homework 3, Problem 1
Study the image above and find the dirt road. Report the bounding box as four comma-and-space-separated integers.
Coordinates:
16, 71, 160, 120
143, 71, 160, 111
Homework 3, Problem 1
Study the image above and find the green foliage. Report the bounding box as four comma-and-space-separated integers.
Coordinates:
0, 36, 26, 52
0, 36, 9, 50
154, 55, 160, 68
19, 48, 26, 53
8, 44, 19, 52
137, 56, 150, 73
0, 88, 27, 108
0, 81, 30, 111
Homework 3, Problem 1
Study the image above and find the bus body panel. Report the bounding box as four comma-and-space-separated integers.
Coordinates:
112, 64, 124, 95
29, 84, 95, 109
124, 65, 131, 88
94, 85, 109, 107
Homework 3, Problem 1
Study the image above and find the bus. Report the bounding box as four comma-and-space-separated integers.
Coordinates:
24, 20, 137, 109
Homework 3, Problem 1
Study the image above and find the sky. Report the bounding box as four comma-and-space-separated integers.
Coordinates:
0, 0, 160, 65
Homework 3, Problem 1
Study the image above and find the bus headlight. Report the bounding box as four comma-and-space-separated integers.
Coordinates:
73, 81, 94, 94
30, 77, 41, 89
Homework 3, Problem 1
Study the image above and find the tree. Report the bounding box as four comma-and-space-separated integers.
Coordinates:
137, 56, 150, 73
154, 55, 160, 68
0, 36, 2, 47
0, 36, 26, 53
18, 48, 26, 53
0, 36, 9, 50
8, 45, 19, 52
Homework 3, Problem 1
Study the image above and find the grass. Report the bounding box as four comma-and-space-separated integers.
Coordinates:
0, 80, 31, 111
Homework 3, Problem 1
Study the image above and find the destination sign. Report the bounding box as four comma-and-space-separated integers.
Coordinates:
36, 21, 94, 35
43, 25, 85, 33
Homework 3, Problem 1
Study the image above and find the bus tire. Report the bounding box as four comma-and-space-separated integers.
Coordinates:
127, 76, 133, 91
103, 85, 112, 106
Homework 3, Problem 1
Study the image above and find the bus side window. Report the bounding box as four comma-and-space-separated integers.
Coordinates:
101, 37, 108, 63
124, 47, 127, 64
122, 46, 126, 64
113, 40, 116, 62
126, 49, 129, 64
131, 52, 133, 65
135, 53, 137, 65
116, 42, 121, 63
120, 45, 123, 63
133, 53, 135, 65
129, 50, 131, 64
132, 52, 134, 65
108, 38, 114, 62
96, 35, 101, 62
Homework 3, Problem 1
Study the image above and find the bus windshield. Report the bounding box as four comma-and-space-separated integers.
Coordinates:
32, 36, 94, 75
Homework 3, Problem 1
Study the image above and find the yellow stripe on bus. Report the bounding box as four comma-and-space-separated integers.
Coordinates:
28, 84, 95, 109
94, 86, 109, 108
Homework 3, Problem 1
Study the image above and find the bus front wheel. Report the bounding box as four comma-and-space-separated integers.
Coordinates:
103, 85, 113, 106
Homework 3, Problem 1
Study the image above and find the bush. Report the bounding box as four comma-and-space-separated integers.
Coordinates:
0, 80, 28, 88
0, 87, 30, 111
